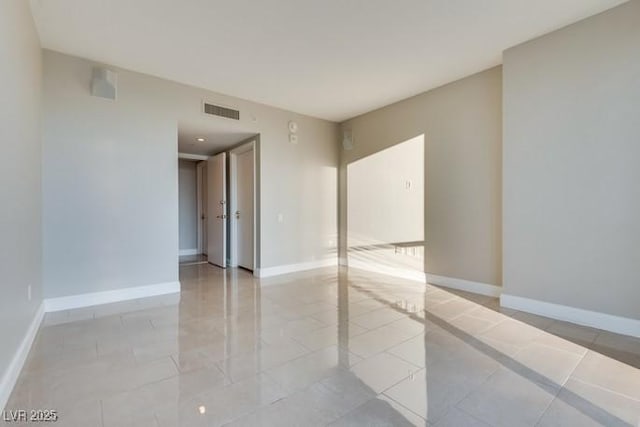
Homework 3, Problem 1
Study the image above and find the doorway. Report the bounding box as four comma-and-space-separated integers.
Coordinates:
177, 120, 259, 272
347, 135, 424, 275
229, 141, 256, 271
179, 155, 209, 265
178, 158, 201, 264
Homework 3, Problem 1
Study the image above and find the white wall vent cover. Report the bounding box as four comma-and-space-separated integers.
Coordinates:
91, 67, 117, 100
203, 102, 240, 120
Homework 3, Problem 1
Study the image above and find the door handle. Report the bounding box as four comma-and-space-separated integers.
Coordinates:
216, 214, 227, 219
235, 211, 240, 219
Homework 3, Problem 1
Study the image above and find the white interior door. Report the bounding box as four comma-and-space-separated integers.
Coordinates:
202, 163, 208, 255
207, 152, 226, 267
196, 162, 207, 255
236, 149, 254, 270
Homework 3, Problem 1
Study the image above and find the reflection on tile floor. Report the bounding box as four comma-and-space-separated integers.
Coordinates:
4, 266, 640, 426
179, 254, 208, 266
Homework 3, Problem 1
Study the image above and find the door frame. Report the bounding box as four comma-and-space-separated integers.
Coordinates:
229, 140, 256, 269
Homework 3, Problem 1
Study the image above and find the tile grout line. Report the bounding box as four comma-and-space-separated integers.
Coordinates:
455, 405, 496, 427
379, 392, 427, 424
570, 375, 640, 403
452, 361, 503, 418
532, 372, 571, 427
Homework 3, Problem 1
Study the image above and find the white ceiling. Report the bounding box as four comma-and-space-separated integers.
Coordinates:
30, 0, 627, 122
178, 119, 256, 155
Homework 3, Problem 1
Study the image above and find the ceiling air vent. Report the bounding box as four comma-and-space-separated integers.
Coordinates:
203, 102, 240, 120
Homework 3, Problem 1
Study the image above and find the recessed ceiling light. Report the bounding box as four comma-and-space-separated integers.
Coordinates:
198, 406, 206, 415
197, 137, 205, 142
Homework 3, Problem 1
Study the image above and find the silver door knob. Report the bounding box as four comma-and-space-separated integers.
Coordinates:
235, 211, 240, 219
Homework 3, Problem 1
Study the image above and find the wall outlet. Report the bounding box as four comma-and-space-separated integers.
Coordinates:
27, 285, 32, 301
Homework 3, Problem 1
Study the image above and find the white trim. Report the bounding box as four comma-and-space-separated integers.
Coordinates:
229, 140, 257, 270
229, 147, 239, 267
426, 273, 502, 297
178, 152, 209, 161
44, 281, 181, 312
345, 260, 502, 297
1, 281, 182, 409
255, 258, 338, 278
179, 249, 199, 256
229, 140, 255, 155
501, 294, 640, 339
0, 302, 44, 412
348, 259, 427, 283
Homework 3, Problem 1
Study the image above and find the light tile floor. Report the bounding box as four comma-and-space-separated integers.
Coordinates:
178, 254, 208, 266
3, 266, 640, 426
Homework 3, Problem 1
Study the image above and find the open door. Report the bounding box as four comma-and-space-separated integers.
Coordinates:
196, 161, 207, 255
235, 146, 254, 270
207, 152, 226, 267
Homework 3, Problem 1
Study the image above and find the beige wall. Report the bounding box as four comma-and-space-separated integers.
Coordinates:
348, 135, 424, 246
503, 0, 640, 319
0, 0, 43, 408
43, 50, 338, 298
340, 67, 503, 286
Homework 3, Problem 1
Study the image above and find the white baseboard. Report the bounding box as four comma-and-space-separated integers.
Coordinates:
347, 260, 427, 283
255, 258, 338, 278
44, 281, 181, 312
179, 249, 199, 256
426, 273, 502, 297
501, 294, 640, 339
1, 281, 182, 409
346, 260, 502, 298
0, 302, 44, 412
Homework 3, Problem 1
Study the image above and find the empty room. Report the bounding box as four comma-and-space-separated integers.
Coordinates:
1, 0, 639, 426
